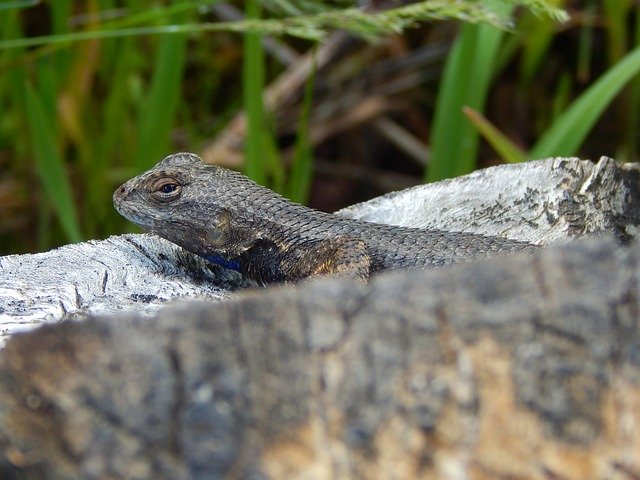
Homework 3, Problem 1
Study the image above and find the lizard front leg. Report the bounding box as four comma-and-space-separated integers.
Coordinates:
236, 235, 371, 285
209, 211, 365, 282
288, 236, 371, 281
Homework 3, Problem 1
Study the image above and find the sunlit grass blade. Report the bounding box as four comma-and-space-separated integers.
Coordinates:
463, 106, 526, 164
529, 45, 640, 159
23, 82, 82, 242
428, 1, 511, 182
624, 6, 640, 162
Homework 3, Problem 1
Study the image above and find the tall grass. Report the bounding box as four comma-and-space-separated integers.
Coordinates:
23, 81, 82, 243
1, 1, 198, 248
4, 0, 637, 255
530, 45, 640, 159
463, 1, 640, 166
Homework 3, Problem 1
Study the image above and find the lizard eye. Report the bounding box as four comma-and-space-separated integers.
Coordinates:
150, 177, 183, 201
160, 183, 177, 194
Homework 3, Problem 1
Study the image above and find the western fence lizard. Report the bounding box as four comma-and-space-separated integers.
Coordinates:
113, 152, 538, 285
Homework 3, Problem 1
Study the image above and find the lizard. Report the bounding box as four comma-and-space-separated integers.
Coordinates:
113, 152, 538, 286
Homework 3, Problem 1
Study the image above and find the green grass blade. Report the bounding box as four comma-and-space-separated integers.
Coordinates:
23, 82, 82, 242
529, 45, 640, 159
286, 51, 317, 203
428, 1, 511, 181
134, 14, 188, 169
243, 0, 267, 183
551, 72, 572, 120
576, 1, 594, 83
624, 5, 640, 162
428, 25, 475, 181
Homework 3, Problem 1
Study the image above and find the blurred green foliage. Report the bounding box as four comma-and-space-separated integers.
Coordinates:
0, 0, 638, 255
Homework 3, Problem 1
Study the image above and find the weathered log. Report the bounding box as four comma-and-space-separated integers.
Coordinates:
0, 237, 638, 479
339, 155, 640, 243
0, 234, 244, 345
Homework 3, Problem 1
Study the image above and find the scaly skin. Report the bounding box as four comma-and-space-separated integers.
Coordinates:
113, 152, 537, 285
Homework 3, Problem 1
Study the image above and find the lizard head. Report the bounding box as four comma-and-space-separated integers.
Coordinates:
113, 152, 270, 258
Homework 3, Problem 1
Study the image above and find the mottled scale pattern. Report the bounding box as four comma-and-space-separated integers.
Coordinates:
114, 153, 538, 284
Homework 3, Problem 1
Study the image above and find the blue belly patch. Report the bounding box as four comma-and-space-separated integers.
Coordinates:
203, 254, 241, 271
